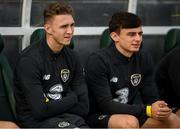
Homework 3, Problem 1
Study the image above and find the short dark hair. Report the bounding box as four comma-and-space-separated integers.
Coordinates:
109, 12, 142, 33
44, 2, 73, 24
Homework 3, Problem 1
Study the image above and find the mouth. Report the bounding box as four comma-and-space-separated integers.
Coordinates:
132, 44, 140, 48
64, 36, 72, 41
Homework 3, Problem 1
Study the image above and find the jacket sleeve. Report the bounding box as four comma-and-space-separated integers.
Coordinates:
67, 56, 89, 118
168, 54, 180, 103
14, 57, 77, 120
85, 53, 145, 117
140, 53, 159, 104
155, 50, 180, 106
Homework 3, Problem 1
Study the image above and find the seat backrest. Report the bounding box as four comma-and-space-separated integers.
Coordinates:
0, 34, 16, 122
30, 28, 74, 49
164, 29, 180, 53
30, 28, 45, 44
99, 28, 112, 48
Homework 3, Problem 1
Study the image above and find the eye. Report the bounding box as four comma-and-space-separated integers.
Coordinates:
71, 23, 75, 28
60, 23, 75, 29
60, 24, 68, 29
127, 31, 143, 37
127, 32, 136, 37
138, 32, 143, 36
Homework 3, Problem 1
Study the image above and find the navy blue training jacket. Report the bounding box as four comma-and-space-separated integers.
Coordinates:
14, 36, 89, 127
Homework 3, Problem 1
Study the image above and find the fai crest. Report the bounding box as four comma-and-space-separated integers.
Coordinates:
60, 69, 70, 82
131, 74, 141, 86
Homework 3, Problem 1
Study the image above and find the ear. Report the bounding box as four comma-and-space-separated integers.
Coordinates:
110, 32, 119, 42
44, 23, 52, 35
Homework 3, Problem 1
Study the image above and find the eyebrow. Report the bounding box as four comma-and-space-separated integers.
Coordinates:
60, 22, 75, 28
127, 31, 143, 35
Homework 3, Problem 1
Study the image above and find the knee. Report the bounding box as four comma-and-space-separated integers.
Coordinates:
125, 115, 139, 128
108, 114, 139, 128
168, 113, 180, 128
0, 121, 19, 128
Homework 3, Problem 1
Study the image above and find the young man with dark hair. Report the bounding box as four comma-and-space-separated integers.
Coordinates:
85, 12, 180, 128
14, 2, 89, 128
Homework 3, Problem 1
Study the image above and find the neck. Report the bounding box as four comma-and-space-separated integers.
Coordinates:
46, 35, 63, 53
115, 44, 133, 58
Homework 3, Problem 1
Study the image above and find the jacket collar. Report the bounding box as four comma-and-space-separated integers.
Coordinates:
109, 43, 133, 64
41, 35, 64, 60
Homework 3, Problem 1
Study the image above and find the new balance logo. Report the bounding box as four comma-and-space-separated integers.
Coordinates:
110, 77, 118, 83
43, 74, 51, 80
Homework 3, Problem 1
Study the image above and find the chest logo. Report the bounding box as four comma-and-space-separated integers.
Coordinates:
110, 77, 118, 83
47, 84, 63, 100
61, 69, 70, 82
131, 74, 141, 86
113, 88, 129, 104
43, 74, 51, 80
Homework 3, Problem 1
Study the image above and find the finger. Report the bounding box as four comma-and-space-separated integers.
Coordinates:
155, 113, 171, 120
158, 108, 172, 114
159, 109, 171, 114
157, 111, 172, 117
158, 101, 168, 107
159, 107, 171, 112
157, 112, 171, 117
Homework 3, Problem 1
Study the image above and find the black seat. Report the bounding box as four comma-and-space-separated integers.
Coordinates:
99, 28, 112, 48
164, 28, 180, 53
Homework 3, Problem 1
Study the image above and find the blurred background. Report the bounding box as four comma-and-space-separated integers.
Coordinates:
0, 0, 179, 68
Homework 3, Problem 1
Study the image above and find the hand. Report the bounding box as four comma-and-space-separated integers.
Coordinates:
151, 101, 172, 120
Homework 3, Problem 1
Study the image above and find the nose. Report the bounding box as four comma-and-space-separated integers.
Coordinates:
135, 34, 142, 41
67, 26, 74, 34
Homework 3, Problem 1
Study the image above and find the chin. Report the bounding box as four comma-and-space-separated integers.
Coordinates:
132, 48, 140, 52
63, 41, 71, 46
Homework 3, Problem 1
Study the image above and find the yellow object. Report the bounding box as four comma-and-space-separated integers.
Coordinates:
146, 105, 152, 117
45, 97, 49, 103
